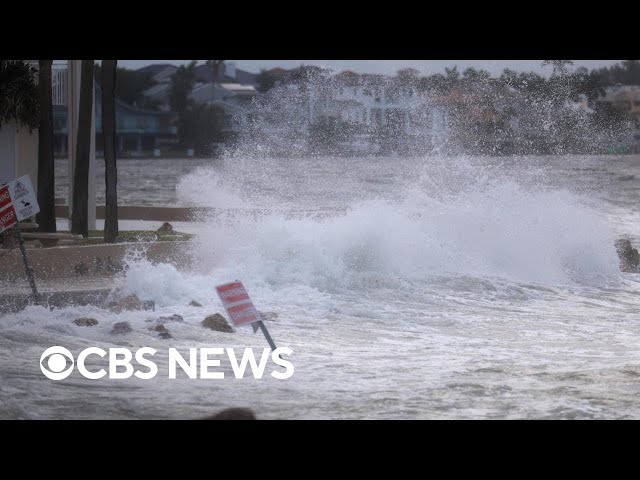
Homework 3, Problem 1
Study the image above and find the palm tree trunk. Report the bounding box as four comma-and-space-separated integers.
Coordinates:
36, 60, 56, 233
71, 60, 94, 237
102, 60, 118, 242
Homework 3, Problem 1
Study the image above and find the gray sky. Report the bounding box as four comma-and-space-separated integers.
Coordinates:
118, 60, 621, 76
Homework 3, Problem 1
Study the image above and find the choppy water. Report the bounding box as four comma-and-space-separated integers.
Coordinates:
3, 154, 640, 419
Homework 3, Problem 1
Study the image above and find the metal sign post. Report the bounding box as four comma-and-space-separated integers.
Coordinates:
0, 175, 41, 305
13, 225, 40, 304
257, 320, 277, 350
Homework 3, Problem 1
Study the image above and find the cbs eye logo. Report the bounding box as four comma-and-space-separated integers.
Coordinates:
40, 346, 75, 380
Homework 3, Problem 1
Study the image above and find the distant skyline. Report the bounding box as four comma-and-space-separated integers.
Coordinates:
117, 60, 622, 77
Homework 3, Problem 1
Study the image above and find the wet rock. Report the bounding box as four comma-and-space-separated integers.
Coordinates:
73, 317, 98, 327
189, 300, 203, 307
110, 294, 142, 312
156, 314, 184, 325
615, 238, 640, 272
157, 222, 175, 235
109, 295, 155, 313
142, 300, 156, 311
110, 321, 133, 335
202, 408, 256, 420
202, 313, 234, 333
258, 311, 279, 322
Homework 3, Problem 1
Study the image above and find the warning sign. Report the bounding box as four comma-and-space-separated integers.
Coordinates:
0, 185, 10, 210
4, 175, 39, 222
0, 204, 17, 234
13, 180, 29, 199
215, 281, 262, 326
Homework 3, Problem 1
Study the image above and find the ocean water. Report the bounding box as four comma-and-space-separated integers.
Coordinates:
3, 154, 640, 419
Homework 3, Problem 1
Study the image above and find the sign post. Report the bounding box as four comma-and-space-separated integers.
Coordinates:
215, 281, 277, 351
0, 175, 41, 304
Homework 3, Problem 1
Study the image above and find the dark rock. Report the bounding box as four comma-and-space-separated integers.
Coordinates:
157, 222, 175, 235
110, 321, 133, 335
142, 300, 156, 311
615, 238, 640, 272
110, 294, 142, 312
151, 324, 169, 333
202, 313, 234, 333
201, 408, 256, 420
258, 311, 279, 322
189, 300, 203, 307
156, 314, 184, 324
158, 332, 173, 340
73, 317, 98, 327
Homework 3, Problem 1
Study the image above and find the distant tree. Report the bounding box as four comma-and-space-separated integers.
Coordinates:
462, 67, 491, 83
36, 60, 56, 233
169, 60, 197, 113
178, 103, 225, 154
206, 60, 225, 83
256, 69, 279, 93
94, 63, 155, 107
541, 60, 574, 77
285, 65, 331, 84
102, 60, 118, 243
396, 68, 420, 85
71, 60, 94, 238
445, 66, 460, 83
0, 60, 39, 131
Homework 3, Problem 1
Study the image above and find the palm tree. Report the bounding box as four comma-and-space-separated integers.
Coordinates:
102, 60, 118, 243
206, 60, 225, 83
36, 60, 56, 233
542, 60, 574, 77
169, 60, 197, 113
0, 60, 39, 131
71, 60, 94, 237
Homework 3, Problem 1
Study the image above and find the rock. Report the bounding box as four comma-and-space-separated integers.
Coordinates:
73, 317, 98, 327
156, 314, 184, 325
615, 238, 640, 272
157, 222, 175, 235
110, 321, 133, 335
258, 311, 279, 322
142, 300, 156, 311
189, 300, 203, 307
110, 294, 142, 312
149, 324, 173, 339
201, 408, 256, 420
109, 295, 155, 313
202, 313, 234, 333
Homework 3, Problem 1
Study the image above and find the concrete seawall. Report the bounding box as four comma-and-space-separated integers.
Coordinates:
0, 241, 193, 313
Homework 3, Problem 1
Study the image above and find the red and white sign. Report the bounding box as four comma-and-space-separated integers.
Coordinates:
0, 185, 11, 210
0, 175, 39, 234
215, 281, 262, 327
0, 204, 17, 234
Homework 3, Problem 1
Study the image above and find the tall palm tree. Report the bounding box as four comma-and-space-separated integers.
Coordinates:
542, 60, 574, 77
71, 60, 94, 237
102, 60, 118, 242
36, 60, 56, 233
206, 60, 225, 83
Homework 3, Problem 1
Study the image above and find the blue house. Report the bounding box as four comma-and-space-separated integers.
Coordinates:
54, 83, 178, 157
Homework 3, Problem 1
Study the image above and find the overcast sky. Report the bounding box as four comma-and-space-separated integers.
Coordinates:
117, 60, 621, 76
